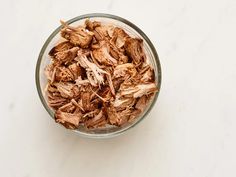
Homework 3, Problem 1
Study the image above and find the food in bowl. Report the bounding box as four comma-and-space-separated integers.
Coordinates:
44, 19, 158, 130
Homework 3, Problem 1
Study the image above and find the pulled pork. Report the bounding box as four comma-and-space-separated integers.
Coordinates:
45, 19, 157, 130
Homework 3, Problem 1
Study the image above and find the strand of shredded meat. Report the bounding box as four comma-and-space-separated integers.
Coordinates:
44, 19, 158, 130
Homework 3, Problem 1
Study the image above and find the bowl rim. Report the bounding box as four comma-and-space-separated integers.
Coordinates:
35, 13, 162, 138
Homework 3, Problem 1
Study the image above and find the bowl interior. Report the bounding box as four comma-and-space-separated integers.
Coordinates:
36, 14, 161, 138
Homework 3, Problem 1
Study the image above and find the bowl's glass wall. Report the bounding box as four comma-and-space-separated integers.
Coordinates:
36, 14, 161, 138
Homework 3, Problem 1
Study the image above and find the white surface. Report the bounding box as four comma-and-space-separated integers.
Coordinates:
0, 0, 236, 177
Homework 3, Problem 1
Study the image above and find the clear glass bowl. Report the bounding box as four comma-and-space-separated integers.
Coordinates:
35, 13, 162, 138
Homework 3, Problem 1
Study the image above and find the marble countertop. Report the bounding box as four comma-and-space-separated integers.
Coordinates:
1, 0, 236, 176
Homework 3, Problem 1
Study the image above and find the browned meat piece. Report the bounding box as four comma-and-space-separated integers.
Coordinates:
49, 41, 74, 57
81, 92, 91, 112
54, 82, 79, 98
91, 119, 108, 128
97, 86, 110, 97
54, 47, 79, 65
129, 109, 141, 122
111, 27, 128, 48
55, 110, 82, 129
124, 38, 146, 65
106, 105, 119, 125
93, 86, 114, 103
46, 84, 69, 109
46, 83, 58, 93
113, 94, 136, 111
46, 62, 79, 83
112, 78, 124, 91
68, 63, 86, 79
84, 110, 107, 128
92, 42, 117, 66
71, 85, 80, 98
113, 63, 137, 78
71, 99, 84, 111
61, 21, 94, 48
44, 63, 56, 81
85, 19, 101, 30
107, 106, 131, 126
80, 89, 101, 112
141, 69, 154, 83
140, 65, 155, 83
58, 101, 76, 113
120, 83, 157, 98
105, 74, 115, 96
83, 109, 100, 119
75, 76, 90, 87
93, 25, 114, 41
118, 55, 129, 64
107, 42, 129, 64
54, 66, 74, 82
135, 95, 148, 112
47, 92, 69, 109
112, 50, 129, 65
118, 108, 132, 125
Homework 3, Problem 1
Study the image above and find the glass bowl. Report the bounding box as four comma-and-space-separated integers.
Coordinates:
35, 13, 162, 138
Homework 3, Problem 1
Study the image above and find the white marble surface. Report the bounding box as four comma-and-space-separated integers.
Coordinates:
1, 0, 236, 176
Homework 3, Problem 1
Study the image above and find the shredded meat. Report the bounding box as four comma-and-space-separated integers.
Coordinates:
54, 47, 79, 65
76, 54, 107, 87
49, 41, 74, 57
120, 83, 157, 98
92, 42, 117, 66
135, 95, 148, 112
47, 89, 69, 109
92, 24, 114, 41
61, 21, 93, 48
54, 66, 74, 82
54, 82, 79, 98
124, 38, 146, 65
85, 110, 107, 128
85, 19, 101, 31
55, 110, 82, 129
111, 27, 128, 48
113, 63, 137, 78
44, 19, 157, 130
107, 106, 131, 126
